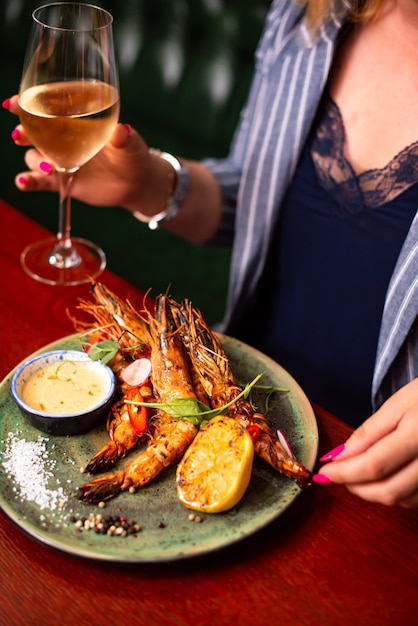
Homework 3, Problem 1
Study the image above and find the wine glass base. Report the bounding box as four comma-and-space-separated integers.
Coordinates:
21, 237, 106, 286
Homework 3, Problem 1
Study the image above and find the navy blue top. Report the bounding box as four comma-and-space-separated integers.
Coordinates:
252, 98, 418, 427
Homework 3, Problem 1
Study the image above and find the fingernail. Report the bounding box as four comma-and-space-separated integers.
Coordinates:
18, 176, 27, 186
312, 474, 333, 484
11, 128, 20, 141
320, 444, 345, 462
123, 123, 132, 137
40, 161, 53, 174
2, 98, 11, 110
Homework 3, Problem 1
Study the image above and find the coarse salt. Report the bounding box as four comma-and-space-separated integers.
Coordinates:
2, 433, 68, 511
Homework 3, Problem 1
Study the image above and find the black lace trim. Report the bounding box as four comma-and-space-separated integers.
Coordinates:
311, 96, 418, 212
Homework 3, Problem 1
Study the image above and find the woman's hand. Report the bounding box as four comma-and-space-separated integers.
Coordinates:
4, 94, 225, 243
4, 95, 172, 216
314, 378, 418, 508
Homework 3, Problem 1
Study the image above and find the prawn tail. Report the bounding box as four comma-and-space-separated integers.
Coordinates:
79, 469, 125, 504
83, 440, 128, 475
254, 434, 312, 488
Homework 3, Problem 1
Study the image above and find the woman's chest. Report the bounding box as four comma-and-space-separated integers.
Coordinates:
329, 17, 418, 175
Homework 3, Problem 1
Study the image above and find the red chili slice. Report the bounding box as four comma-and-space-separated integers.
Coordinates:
126, 387, 148, 436
84, 330, 106, 352
246, 424, 261, 442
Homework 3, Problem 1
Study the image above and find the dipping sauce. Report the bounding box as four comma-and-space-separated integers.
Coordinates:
21, 359, 109, 415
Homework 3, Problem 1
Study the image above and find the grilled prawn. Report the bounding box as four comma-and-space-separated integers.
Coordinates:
79, 294, 199, 503
82, 381, 154, 474
77, 282, 153, 473
77, 281, 152, 358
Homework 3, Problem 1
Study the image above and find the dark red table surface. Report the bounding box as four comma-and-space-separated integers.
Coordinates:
0, 199, 417, 626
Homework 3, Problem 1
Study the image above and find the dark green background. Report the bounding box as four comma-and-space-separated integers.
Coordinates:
0, 0, 268, 324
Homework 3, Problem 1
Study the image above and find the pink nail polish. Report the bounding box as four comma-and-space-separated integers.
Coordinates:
312, 474, 333, 484
18, 176, 27, 186
40, 161, 53, 174
320, 444, 345, 462
11, 128, 20, 141
2, 98, 11, 110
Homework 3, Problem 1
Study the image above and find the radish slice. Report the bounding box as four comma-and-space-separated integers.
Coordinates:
121, 358, 152, 387
277, 429, 296, 459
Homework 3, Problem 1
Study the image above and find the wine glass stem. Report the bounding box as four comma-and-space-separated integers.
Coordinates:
48, 171, 81, 269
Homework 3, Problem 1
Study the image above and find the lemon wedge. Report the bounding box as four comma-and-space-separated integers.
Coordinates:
176, 414, 254, 513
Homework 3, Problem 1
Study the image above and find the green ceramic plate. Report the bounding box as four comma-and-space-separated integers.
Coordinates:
0, 334, 318, 563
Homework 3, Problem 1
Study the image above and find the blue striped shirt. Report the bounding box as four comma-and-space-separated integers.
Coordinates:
204, 0, 418, 413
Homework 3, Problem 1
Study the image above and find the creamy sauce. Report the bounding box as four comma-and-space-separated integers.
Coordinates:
21, 360, 109, 415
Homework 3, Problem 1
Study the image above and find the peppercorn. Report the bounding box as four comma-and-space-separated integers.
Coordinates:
71, 512, 141, 537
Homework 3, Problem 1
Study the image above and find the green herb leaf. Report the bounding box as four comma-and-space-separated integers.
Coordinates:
87, 340, 119, 364
126, 373, 263, 427
124, 397, 211, 425
159, 398, 209, 421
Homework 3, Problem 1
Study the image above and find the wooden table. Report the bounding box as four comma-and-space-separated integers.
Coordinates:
0, 199, 417, 626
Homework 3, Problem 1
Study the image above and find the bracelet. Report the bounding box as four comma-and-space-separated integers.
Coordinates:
133, 148, 189, 231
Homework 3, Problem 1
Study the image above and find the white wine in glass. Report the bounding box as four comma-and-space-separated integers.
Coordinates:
18, 2, 120, 285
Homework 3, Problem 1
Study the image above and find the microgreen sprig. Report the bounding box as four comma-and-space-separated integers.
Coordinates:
253, 383, 289, 413
235, 377, 289, 414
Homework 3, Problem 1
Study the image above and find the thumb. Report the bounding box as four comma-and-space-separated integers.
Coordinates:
110, 123, 134, 148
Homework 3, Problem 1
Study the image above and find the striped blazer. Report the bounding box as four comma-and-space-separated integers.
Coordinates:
205, 0, 418, 412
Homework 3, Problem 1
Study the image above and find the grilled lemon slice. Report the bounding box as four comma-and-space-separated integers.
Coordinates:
176, 414, 254, 513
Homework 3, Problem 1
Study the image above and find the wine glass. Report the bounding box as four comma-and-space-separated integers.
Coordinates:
18, 2, 120, 285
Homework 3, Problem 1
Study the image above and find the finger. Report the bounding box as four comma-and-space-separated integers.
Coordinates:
336, 421, 391, 461
340, 379, 418, 460
11, 124, 33, 146
321, 380, 418, 465
15, 171, 59, 192
15, 154, 58, 192
23, 148, 52, 173
109, 123, 133, 148
2, 95, 19, 114
346, 455, 418, 507
319, 413, 418, 484
317, 412, 398, 465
